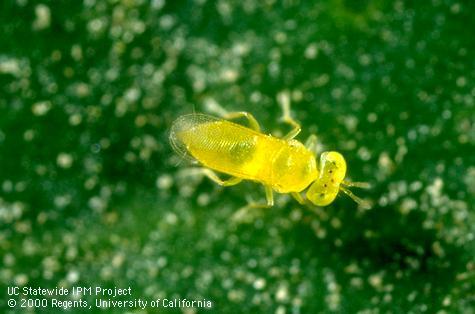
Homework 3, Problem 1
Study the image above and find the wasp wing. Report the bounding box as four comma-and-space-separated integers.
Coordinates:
169, 114, 222, 162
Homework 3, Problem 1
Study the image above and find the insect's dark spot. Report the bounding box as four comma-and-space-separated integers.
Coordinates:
324, 184, 327, 187
331, 179, 334, 183
329, 170, 333, 173
320, 193, 325, 198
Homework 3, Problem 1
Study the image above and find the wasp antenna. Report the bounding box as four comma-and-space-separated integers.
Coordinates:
340, 186, 371, 209
342, 180, 371, 189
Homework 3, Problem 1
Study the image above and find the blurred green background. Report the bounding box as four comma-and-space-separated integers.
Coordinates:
1, 0, 474, 313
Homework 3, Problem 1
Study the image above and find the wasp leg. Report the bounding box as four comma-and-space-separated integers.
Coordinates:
231, 186, 274, 223
186, 168, 242, 186
222, 111, 261, 132
265, 185, 274, 206
291, 192, 306, 205
304, 134, 318, 155
277, 91, 301, 140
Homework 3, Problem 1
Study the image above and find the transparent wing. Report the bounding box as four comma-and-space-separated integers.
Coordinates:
169, 113, 222, 161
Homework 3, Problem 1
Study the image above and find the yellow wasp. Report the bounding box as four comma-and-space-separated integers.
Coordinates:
170, 93, 369, 209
